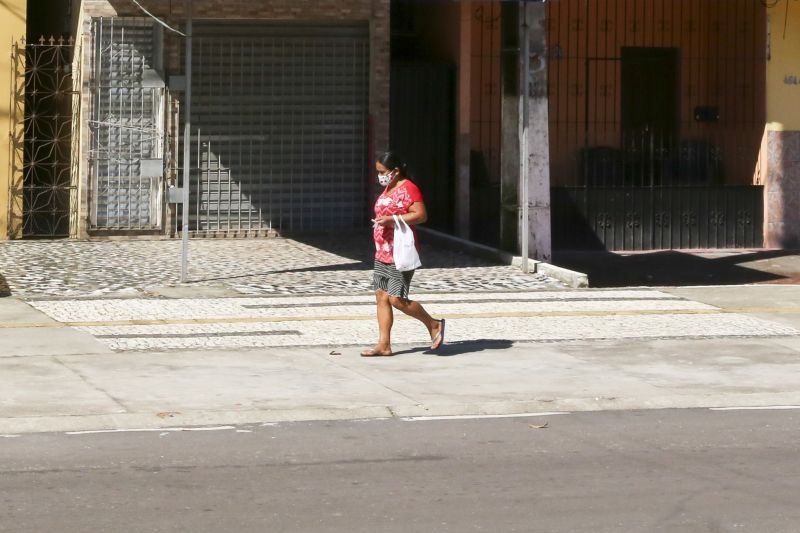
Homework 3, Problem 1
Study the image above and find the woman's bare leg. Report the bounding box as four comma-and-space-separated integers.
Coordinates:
367, 289, 393, 355
388, 296, 442, 342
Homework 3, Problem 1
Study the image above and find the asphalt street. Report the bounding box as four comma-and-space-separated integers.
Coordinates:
2, 409, 799, 533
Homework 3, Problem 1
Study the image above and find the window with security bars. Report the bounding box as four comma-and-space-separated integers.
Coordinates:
89, 17, 165, 230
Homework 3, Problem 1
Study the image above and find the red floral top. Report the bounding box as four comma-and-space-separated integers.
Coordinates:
373, 179, 424, 264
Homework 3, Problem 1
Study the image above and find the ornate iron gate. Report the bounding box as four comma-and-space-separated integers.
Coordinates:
9, 37, 78, 238
547, 0, 766, 250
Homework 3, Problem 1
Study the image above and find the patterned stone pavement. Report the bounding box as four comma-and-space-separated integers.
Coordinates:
6, 236, 798, 355
25, 290, 800, 352
0, 233, 563, 298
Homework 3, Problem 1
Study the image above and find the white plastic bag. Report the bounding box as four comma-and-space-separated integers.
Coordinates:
392, 215, 422, 272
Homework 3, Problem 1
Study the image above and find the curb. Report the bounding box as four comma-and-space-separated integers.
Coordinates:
532, 261, 589, 289
417, 227, 589, 288
4, 392, 800, 434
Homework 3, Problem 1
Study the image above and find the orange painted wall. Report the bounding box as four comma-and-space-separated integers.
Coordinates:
546, 0, 767, 186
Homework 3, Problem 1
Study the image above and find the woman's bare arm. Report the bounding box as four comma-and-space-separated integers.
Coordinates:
402, 201, 428, 225
374, 201, 427, 226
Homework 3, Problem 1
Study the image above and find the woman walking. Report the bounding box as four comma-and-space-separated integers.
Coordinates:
361, 152, 445, 357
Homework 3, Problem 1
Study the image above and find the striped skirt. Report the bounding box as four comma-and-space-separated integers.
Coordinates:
372, 260, 415, 299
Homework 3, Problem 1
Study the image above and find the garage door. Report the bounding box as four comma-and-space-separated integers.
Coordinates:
189, 22, 370, 234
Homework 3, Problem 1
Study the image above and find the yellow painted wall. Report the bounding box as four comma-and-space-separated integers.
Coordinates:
0, 0, 26, 240
767, 0, 800, 131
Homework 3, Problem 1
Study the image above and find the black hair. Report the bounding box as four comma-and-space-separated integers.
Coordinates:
377, 151, 408, 176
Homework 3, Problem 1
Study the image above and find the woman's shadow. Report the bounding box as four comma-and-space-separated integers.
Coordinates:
392, 339, 514, 357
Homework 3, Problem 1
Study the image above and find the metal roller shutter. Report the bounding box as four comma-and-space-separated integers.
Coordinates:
189, 22, 370, 234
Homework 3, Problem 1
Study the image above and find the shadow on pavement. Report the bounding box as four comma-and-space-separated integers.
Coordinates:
191, 260, 372, 283
553, 249, 800, 287
192, 229, 496, 283
0, 273, 10, 297
284, 230, 505, 269
282, 230, 374, 264
393, 339, 514, 357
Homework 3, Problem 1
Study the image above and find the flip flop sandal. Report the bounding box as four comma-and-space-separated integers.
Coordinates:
430, 319, 446, 350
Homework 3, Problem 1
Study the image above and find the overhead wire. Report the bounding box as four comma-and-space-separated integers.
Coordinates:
130, 0, 186, 36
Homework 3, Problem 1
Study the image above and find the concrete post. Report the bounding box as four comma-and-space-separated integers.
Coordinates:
521, 1, 551, 262
764, 2, 800, 248
500, 2, 551, 263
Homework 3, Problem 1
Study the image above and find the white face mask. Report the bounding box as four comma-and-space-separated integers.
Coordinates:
377, 171, 394, 187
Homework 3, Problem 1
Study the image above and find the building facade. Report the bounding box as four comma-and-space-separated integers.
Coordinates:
392, 0, 800, 254
68, 0, 389, 238
3, 0, 799, 254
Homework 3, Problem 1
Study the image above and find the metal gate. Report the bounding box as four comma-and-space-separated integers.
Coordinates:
547, 0, 766, 250
185, 23, 370, 235
9, 37, 77, 238
89, 18, 166, 230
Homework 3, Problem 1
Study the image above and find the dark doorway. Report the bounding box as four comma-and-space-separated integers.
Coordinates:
26, 0, 71, 39
621, 47, 679, 144
620, 47, 679, 189
390, 62, 455, 233
389, 0, 458, 234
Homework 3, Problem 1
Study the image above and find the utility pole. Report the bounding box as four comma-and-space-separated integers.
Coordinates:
180, 0, 193, 283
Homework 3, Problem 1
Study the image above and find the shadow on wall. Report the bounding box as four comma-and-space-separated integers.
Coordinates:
553, 249, 800, 288
2, 0, 25, 23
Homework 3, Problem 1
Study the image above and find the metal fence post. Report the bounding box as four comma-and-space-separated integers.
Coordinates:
180, 0, 193, 283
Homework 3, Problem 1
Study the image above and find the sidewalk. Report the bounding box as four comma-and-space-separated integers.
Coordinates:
2, 285, 799, 434
0, 233, 562, 298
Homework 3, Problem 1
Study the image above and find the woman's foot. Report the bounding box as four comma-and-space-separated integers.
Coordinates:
361, 345, 393, 357
430, 319, 445, 350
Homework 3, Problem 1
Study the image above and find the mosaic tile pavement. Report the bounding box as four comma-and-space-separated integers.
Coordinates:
25, 290, 800, 352
0, 233, 564, 298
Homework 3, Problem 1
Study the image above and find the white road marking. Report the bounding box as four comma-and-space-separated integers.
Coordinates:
709, 406, 800, 411
401, 412, 570, 422
66, 426, 236, 435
